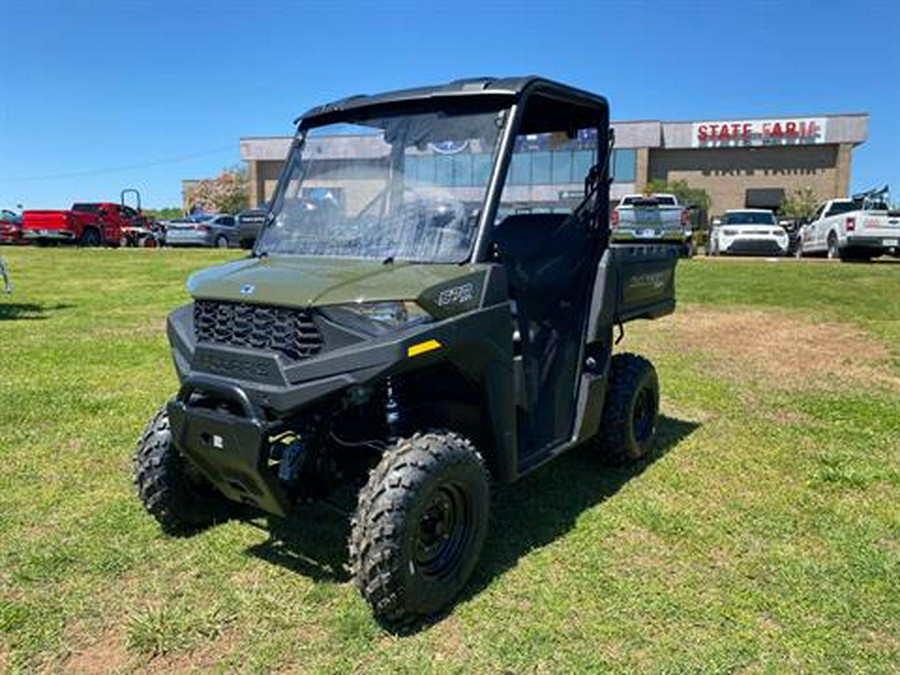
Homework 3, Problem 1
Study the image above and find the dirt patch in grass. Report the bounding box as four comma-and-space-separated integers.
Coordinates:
64, 628, 130, 674
150, 628, 240, 674
652, 306, 898, 391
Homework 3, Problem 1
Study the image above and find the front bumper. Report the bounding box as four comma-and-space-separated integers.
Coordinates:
167, 376, 290, 515
721, 236, 788, 255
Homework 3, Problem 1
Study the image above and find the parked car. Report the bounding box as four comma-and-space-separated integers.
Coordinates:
0, 210, 23, 244
236, 204, 269, 249
21, 202, 152, 247
709, 209, 788, 256
611, 193, 693, 256
796, 187, 900, 261
163, 214, 237, 248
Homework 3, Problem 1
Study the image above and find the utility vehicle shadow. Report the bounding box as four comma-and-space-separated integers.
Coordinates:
0, 302, 73, 321
244, 503, 352, 583
464, 415, 698, 597
241, 414, 699, 630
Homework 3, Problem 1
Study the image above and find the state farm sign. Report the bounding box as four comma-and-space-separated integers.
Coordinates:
691, 118, 827, 148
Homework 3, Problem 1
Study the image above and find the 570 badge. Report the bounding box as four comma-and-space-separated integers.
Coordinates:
437, 282, 476, 307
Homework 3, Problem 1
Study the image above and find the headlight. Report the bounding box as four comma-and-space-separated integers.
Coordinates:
319, 301, 432, 336
722, 229, 738, 236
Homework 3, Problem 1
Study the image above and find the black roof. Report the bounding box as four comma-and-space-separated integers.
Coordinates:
296, 76, 608, 128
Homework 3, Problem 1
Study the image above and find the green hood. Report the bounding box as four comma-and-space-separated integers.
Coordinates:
186, 255, 483, 308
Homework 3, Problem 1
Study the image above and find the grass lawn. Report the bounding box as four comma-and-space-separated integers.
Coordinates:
1, 248, 898, 673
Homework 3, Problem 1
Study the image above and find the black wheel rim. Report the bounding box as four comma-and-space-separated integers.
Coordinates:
414, 482, 470, 579
632, 386, 655, 443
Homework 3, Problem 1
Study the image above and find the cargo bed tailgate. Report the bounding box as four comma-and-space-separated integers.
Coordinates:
589, 244, 678, 337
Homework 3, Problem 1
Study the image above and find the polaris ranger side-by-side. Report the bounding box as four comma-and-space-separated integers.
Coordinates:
134, 76, 679, 623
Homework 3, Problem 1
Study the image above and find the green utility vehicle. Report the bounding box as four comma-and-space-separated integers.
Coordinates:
134, 76, 678, 623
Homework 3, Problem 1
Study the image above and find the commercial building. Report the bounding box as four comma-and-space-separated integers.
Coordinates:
239, 112, 868, 216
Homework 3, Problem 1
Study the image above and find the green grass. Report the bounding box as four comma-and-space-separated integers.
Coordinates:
1, 248, 898, 672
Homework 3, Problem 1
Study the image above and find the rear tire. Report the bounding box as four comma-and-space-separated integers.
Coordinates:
350, 431, 490, 626
595, 354, 660, 466
80, 228, 101, 247
827, 232, 841, 260
133, 406, 231, 534
215, 235, 229, 248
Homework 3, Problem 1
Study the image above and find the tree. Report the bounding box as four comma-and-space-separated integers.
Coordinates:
186, 166, 249, 215
644, 179, 711, 212
144, 207, 184, 222
779, 187, 819, 221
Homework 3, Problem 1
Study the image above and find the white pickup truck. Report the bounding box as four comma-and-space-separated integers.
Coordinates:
611, 193, 693, 256
797, 187, 900, 261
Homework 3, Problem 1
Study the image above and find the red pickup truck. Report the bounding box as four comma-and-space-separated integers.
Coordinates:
0, 210, 23, 244
22, 202, 154, 247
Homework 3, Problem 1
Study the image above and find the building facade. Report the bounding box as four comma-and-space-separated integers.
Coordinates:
239, 112, 868, 216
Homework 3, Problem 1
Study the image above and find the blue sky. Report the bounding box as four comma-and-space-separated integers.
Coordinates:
1, 0, 897, 209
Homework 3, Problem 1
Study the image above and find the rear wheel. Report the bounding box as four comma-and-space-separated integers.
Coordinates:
133, 406, 232, 534
80, 228, 101, 247
215, 235, 229, 248
595, 354, 660, 465
827, 232, 841, 260
350, 431, 490, 626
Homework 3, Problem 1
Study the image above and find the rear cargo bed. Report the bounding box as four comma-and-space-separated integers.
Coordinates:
589, 243, 678, 336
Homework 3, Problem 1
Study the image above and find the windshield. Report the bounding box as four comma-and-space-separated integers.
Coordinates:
622, 195, 676, 207
828, 201, 857, 216
723, 211, 776, 225
257, 108, 504, 262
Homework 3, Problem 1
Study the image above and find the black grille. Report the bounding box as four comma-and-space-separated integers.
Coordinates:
194, 300, 323, 361
727, 240, 784, 255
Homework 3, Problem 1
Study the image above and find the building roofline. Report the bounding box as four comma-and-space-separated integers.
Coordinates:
660, 112, 869, 124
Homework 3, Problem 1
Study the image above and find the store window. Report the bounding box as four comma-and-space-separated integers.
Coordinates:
451, 154, 472, 187
434, 155, 453, 186
509, 152, 531, 185
572, 150, 594, 185
473, 154, 492, 185
551, 151, 573, 184
611, 149, 636, 182
531, 152, 552, 185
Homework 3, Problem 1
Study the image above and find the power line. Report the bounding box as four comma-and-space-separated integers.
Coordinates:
0, 146, 236, 183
